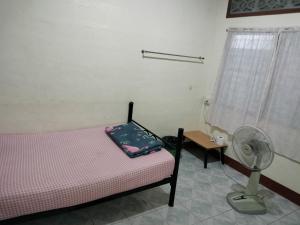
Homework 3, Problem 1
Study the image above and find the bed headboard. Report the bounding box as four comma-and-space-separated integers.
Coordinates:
127, 101, 184, 154
127, 101, 134, 123
126, 102, 184, 205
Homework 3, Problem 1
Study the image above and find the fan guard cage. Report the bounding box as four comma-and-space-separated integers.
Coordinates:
232, 126, 274, 171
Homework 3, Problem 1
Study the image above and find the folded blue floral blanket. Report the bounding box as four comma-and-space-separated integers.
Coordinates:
105, 122, 163, 158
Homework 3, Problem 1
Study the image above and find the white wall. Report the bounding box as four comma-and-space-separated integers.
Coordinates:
206, 0, 300, 194
0, 0, 217, 135
1, 0, 299, 195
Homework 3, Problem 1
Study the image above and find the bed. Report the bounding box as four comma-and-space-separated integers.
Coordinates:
0, 102, 184, 221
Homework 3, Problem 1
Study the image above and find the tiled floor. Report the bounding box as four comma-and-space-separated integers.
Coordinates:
2, 149, 299, 225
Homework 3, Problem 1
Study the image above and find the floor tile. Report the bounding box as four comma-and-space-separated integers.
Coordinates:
106, 219, 132, 225
85, 199, 127, 225
129, 208, 167, 225
59, 210, 93, 225
270, 209, 300, 225
175, 185, 194, 202
132, 187, 170, 208
183, 193, 231, 221
160, 204, 202, 225
160, 184, 171, 193
256, 194, 299, 224
201, 209, 268, 225
221, 165, 248, 186
120, 194, 159, 218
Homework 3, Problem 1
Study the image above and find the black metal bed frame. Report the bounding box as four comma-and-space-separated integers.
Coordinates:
2, 101, 184, 223
127, 102, 184, 207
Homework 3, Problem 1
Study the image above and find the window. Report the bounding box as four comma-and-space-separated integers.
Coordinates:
209, 28, 300, 162
209, 30, 278, 133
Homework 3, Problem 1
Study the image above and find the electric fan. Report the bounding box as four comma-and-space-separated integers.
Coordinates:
226, 126, 274, 215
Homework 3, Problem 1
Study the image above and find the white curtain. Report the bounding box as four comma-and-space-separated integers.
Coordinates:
209, 30, 278, 134
209, 28, 300, 162
259, 30, 300, 162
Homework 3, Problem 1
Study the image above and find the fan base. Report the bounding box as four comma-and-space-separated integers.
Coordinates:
227, 192, 266, 215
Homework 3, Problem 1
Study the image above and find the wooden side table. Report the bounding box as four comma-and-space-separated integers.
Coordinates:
183, 130, 227, 168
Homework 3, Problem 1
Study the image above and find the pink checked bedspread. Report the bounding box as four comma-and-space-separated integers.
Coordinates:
0, 126, 175, 220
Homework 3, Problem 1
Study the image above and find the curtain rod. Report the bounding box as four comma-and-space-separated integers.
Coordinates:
226, 28, 278, 32
141, 50, 205, 61
226, 27, 300, 32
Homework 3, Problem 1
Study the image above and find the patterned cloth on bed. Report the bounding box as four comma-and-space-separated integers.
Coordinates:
105, 122, 163, 158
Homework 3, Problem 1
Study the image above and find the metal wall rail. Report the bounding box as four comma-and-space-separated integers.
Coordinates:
141, 50, 204, 64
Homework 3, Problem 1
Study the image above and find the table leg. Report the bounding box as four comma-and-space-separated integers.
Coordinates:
204, 151, 208, 169
220, 147, 225, 164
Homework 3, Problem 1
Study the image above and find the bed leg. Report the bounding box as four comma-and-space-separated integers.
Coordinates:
128, 102, 134, 123
168, 128, 184, 207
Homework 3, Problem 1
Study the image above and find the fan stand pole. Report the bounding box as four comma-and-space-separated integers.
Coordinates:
245, 170, 260, 196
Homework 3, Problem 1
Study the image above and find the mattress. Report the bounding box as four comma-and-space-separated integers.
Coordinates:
0, 126, 175, 220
